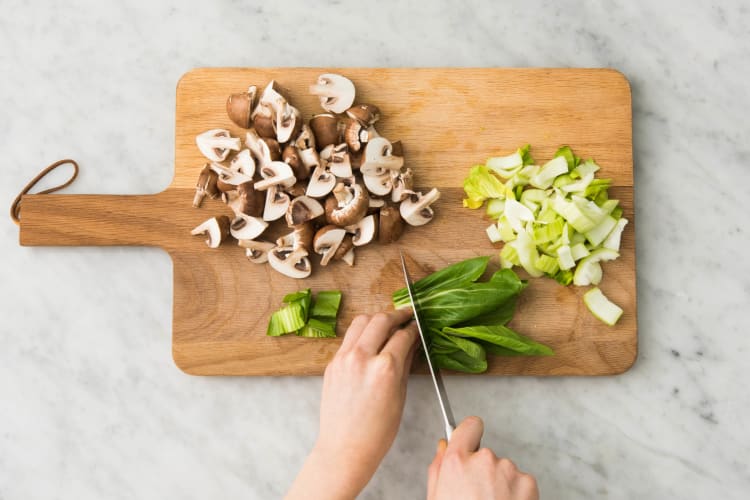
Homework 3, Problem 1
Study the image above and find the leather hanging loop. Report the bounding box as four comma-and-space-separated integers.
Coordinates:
10, 159, 79, 225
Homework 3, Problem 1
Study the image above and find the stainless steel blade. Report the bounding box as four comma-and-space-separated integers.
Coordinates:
399, 251, 456, 440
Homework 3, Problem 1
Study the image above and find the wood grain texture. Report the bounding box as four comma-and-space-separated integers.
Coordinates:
19, 67, 636, 376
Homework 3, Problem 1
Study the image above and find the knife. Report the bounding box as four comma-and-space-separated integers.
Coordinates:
399, 251, 456, 441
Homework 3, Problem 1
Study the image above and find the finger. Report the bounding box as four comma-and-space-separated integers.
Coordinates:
381, 320, 418, 368
357, 308, 413, 354
427, 439, 448, 497
447, 416, 483, 453
339, 314, 371, 353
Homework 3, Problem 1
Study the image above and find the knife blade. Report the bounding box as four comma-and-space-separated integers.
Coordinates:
399, 251, 456, 440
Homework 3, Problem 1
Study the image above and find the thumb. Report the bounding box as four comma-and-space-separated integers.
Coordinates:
426, 439, 447, 498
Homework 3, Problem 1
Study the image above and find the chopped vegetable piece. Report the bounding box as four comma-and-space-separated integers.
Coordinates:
462, 165, 505, 209
583, 287, 623, 326
267, 288, 312, 336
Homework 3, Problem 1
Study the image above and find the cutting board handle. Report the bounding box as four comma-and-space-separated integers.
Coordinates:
18, 193, 172, 247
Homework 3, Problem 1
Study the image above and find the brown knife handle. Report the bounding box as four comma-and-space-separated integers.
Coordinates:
18, 193, 170, 247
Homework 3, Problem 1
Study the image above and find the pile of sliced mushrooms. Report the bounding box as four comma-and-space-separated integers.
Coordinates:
190, 73, 440, 279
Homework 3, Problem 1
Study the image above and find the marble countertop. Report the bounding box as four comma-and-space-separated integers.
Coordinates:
2, 1, 749, 498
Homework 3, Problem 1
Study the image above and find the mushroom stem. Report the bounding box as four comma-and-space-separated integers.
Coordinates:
309, 83, 338, 98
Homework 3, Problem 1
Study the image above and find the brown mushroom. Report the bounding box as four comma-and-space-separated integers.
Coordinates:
286, 196, 325, 226
282, 144, 308, 181
236, 181, 265, 217
400, 188, 441, 226
346, 104, 380, 127
196, 129, 242, 162
191, 215, 230, 248
332, 235, 355, 266
193, 164, 220, 208
309, 114, 340, 150
255, 161, 296, 191
276, 103, 301, 144
263, 185, 291, 222
294, 123, 316, 151
268, 247, 312, 279
320, 143, 352, 178
262, 138, 282, 162
313, 225, 347, 266
309, 74, 356, 114
230, 213, 268, 240
229, 149, 256, 178
251, 104, 276, 139
379, 205, 404, 243
306, 165, 336, 199
362, 170, 393, 196
391, 168, 414, 203
325, 182, 369, 226
237, 239, 275, 263
360, 137, 404, 176
246, 129, 274, 168
277, 222, 314, 254
210, 163, 253, 192
345, 214, 377, 246
226, 86, 257, 128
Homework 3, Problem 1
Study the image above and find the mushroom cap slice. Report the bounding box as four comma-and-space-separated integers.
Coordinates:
306, 165, 336, 199
360, 137, 404, 176
332, 235, 355, 266
309, 74, 356, 114
294, 123, 316, 151
325, 182, 369, 226
313, 225, 347, 266
210, 162, 253, 192
246, 129, 274, 168
226, 86, 257, 128
346, 104, 380, 127
230, 213, 268, 240
298, 148, 321, 170
230, 149, 256, 178
236, 181, 265, 217
191, 215, 230, 248
193, 164, 220, 208
237, 239, 275, 264
268, 247, 312, 279
391, 168, 414, 203
400, 188, 441, 226
286, 196, 325, 226
309, 113, 340, 149
263, 185, 291, 221
277, 222, 314, 253
196, 129, 242, 162
282, 145, 308, 181
363, 171, 393, 196
321, 143, 353, 178
345, 214, 377, 246
276, 103, 301, 144
255, 161, 296, 191
379, 205, 404, 244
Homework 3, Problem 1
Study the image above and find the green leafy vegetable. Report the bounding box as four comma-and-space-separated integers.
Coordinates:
462, 165, 506, 209
267, 289, 312, 336
268, 289, 342, 338
392, 257, 552, 374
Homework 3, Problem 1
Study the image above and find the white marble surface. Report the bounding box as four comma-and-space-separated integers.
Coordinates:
2, 1, 749, 498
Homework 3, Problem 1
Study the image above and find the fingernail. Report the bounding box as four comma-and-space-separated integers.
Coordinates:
437, 439, 447, 453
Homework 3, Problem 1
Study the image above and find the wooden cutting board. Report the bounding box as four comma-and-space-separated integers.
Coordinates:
19, 68, 636, 376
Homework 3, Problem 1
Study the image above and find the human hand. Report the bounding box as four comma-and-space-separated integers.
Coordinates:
286, 308, 418, 500
427, 416, 539, 500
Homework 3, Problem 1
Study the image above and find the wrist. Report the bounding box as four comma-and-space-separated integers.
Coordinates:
306, 440, 374, 499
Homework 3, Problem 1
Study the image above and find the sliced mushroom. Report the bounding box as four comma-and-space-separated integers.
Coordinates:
391, 168, 414, 203
325, 182, 369, 226
362, 170, 393, 196
255, 161, 296, 191
309, 114, 340, 149
306, 165, 336, 198
286, 196, 325, 226
268, 247, 312, 279
332, 235, 355, 266
276, 103, 301, 144
400, 188, 441, 226
294, 123, 316, 151
226, 86, 257, 128
309, 74, 356, 114
193, 164, 220, 208
368, 197, 386, 211
236, 181, 265, 217
360, 137, 404, 176
237, 239, 275, 263
282, 145, 308, 181
229, 149, 256, 178
210, 163, 253, 192
346, 104, 380, 127
263, 138, 282, 162
230, 213, 268, 240
343, 119, 374, 153
285, 181, 307, 198
196, 129, 242, 162
263, 185, 290, 221
251, 103, 275, 138
277, 222, 314, 253
320, 143, 353, 178
379, 205, 404, 243
313, 225, 347, 266
246, 130, 274, 168
191, 215, 230, 248
345, 214, 377, 246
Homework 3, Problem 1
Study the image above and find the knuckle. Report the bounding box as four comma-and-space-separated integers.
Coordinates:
371, 312, 390, 324
353, 314, 370, 325
374, 352, 398, 375
476, 447, 496, 462
498, 457, 518, 474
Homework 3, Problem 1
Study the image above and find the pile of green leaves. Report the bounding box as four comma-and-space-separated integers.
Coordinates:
267, 289, 342, 338
392, 257, 553, 373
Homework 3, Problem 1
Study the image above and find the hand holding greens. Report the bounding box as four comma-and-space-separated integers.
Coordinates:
392, 256, 553, 373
